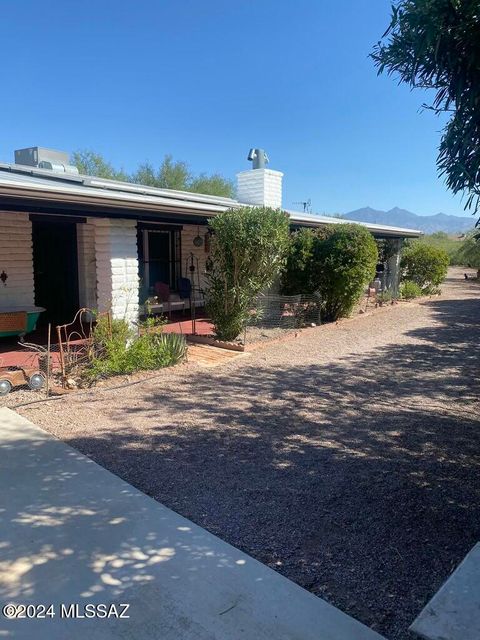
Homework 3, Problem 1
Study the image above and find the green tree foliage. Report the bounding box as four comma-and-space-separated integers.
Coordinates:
72, 150, 234, 197
205, 207, 290, 341
282, 224, 378, 322
130, 162, 160, 187
372, 0, 480, 223
281, 227, 331, 295
313, 225, 378, 321
71, 151, 130, 181
408, 231, 463, 264
154, 155, 191, 190
400, 243, 449, 292
454, 232, 480, 268
189, 173, 234, 198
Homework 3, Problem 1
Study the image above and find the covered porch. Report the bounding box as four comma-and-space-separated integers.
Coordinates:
0, 310, 214, 371
0, 208, 212, 337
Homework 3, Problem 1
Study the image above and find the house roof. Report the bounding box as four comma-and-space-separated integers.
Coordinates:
0, 163, 423, 238
286, 211, 423, 238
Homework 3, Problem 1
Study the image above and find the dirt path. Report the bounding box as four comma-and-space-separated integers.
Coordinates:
16, 268, 480, 639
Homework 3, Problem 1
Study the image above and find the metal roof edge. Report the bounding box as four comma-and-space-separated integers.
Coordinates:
0, 163, 238, 208
286, 210, 423, 237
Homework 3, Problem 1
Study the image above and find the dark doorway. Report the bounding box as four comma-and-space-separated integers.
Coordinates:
147, 231, 171, 286
32, 219, 79, 326
137, 226, 182, 301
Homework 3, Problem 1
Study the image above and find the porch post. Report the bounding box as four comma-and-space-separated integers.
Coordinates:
385, 238, 404, 297
94, 218, 139, 323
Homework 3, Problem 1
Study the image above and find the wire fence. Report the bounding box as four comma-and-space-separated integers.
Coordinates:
0, 308, 190, 405
0, 309, 98, 402
0, 294, 323, 403
243, 292, 322, 346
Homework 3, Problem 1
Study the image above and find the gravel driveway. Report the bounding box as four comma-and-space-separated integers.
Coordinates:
14, 268, 480, 640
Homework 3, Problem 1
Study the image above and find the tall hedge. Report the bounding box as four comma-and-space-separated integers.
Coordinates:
281, 228, 316, 295
313, 225, 378, 321
205, 207, 290, 341
400, 243, 449, 293
282, 224, 378, 321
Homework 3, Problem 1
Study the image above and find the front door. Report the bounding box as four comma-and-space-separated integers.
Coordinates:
32, 219, 79, 326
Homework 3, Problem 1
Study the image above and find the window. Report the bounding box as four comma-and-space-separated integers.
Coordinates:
139, 227, 181, 296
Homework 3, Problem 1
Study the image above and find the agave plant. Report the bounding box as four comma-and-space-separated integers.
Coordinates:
159, 333, 187, 365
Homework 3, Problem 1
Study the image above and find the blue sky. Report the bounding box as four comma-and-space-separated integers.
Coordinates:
0, 0, 472, 217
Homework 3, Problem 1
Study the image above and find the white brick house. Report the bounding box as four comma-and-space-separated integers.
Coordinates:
0, 147, 422, 332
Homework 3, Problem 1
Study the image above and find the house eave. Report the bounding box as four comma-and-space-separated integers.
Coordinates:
287, 211, 424, 239
0, 182, 231, 219
0, 165, 423, 239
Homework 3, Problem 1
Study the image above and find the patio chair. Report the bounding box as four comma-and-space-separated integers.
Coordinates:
151, 282, 186, 318
177, 277, 205, 310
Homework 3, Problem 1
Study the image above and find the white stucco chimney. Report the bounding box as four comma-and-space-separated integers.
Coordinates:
236, 149, 283, 209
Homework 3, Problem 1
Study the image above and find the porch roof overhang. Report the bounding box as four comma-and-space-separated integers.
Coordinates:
0, 164, 235, 225
0, 163, 423, 238
287, 211, 423, 239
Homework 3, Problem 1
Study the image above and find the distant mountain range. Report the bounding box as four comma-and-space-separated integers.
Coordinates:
343, 207, 475, 234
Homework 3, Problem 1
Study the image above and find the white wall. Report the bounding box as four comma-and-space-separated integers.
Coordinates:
0, 212, 35, 309
236, 168, 283, 209
94, 218, 139, 322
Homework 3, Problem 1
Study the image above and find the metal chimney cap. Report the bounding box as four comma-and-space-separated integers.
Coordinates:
247, 148, 269, 169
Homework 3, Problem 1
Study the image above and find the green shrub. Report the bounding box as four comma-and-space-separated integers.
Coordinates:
400, 280, 423, 300
377, 290, 393, 304
281, 227, 331, 295
92, 315, 134, 350
412, 232, 465, 265
86, 320, 186, 381
282, 224, 378, 322
314, 225, 378, 321
140, 314, 167, 334
400, 243, 449, 293
205, 206, 290, 341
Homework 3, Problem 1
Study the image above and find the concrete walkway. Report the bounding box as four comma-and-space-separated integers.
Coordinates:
0, 408, 384, 640
410, 543, 480, 640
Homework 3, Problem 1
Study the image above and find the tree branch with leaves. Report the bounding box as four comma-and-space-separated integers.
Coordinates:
372, 0, 480, 228
71, 150, 234, 198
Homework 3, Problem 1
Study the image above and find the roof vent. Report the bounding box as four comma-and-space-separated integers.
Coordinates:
14, 147, 79, 175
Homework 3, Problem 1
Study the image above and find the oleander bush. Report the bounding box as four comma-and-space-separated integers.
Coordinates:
205, 206, 290, 341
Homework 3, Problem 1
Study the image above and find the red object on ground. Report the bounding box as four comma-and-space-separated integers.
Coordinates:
162, 316, 213, 336
0, 315, 214, 369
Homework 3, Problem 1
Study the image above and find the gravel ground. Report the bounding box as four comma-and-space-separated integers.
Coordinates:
10, 267, 480, 640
